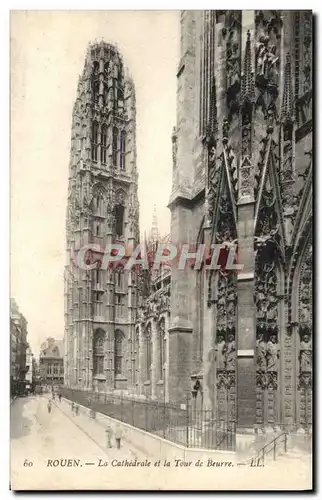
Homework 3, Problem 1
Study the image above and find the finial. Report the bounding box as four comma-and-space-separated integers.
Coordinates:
281, 52, 294, 124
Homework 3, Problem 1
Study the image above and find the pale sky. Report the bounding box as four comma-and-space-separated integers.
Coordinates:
10, 11, 180, 356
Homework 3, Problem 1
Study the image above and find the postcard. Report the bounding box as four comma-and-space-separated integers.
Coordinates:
10, 9, 313, 491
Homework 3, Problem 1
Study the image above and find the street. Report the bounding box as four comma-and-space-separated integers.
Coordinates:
10, 395, 312, 490
10, 395, 146, 490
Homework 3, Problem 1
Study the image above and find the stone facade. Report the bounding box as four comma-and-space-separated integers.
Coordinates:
64, 41, 140, 393
39, 338, 64, 385
168, 10, 312, 432
10, 298, 29, 396
64, 11, 312, 433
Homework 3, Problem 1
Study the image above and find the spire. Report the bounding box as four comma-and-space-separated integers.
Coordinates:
207, 77, 217, 147
281, 53, 295, 124
150, 205, 159, 244
242, 30, 254, 104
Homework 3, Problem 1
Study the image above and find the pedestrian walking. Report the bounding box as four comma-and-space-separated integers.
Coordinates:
58, 393, 62, 403
105, 426, 113, 448
115, 424, 122, 449
47, 400, 52, 414
71, 402, 75, 414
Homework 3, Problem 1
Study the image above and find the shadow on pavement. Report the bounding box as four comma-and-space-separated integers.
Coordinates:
10, 396, 35, 440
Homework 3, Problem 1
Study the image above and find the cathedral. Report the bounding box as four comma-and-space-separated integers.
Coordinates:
64, 10, 312, 437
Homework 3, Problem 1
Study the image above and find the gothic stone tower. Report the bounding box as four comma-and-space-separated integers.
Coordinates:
169, 11, 312, 436
64, 41, 139, 392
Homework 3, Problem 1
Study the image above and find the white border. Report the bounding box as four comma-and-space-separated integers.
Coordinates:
3, 3, 321, 499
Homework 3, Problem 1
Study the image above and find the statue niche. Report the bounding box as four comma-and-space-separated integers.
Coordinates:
297, 242, 312, 428
215, 270, 237, 421
255, 242, 281, 428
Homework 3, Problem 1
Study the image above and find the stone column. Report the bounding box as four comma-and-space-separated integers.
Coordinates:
168, 202, 193, 404
151, 319, 158, 400
138, 323, 145, 396
202, 225, 215, 411
236, 203, 256, 432
236, 11, 257, 441
164, 314, 170, 403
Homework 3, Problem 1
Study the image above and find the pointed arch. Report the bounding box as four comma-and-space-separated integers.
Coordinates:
101, 123, 108, 164
92, 183, 106, 216
114, 329, 125, 377
112, 126, 118, 166
157, 317, 166, 381
91, 121, 99, 161
93, 328, 105, 375
145, 323, 152, 382
120, 129, 126, 170
254, 141, 286, 260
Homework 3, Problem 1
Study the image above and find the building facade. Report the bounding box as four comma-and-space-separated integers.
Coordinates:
25, 346, 35, 391
168, 10, 312, 433
10, 299, 29, 396
39, 338, 64, 385
64, 41, 139, 392
64, 11, 312, 435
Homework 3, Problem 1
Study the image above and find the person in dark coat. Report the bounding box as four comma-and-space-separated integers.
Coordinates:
115, 424, 122, 449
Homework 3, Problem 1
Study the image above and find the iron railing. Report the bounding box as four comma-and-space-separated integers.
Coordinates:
244, 432, 288, 466
60, 388, 236, 451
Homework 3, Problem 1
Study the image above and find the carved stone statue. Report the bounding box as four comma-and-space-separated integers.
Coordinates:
138, 306, 146, 324
300, 334, 312, 372
266, 334, 279, 372
225, 334, 236, 370
215, 335, 226, 370
256, 35, 269, 76
256, 334, 267, 371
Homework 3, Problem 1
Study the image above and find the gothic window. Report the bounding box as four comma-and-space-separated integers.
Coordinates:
104, 62, 109, 77
114, 330, 124, 376
94, 193, 103, 216
158, 319, 166, 380
93, 328, 105, 375
145, 324, 152, 381
96, 223, 100, 237
134, 327, 140, 384
91, 121, 99, 161
96, 268, 100, 287
112, 126, 118, 166
120, 130, 126, 170
103, 85, 108, 106
92, 80, 99, 104
101, 124, 108, 164
117, 67, 124, 101
117, 270, 122, 288
93, 61, 99, 74
114, 204, 124, 237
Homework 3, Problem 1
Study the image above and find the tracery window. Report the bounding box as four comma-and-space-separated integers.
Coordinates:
145, 324, 152, 381
101, 124, 107, 164
93, 329, 105, 375
120, 130, 126, 170
114, 205, 124, 237
112, 126, 118, 166
91, 121, 99, 161
158, 319, 166, 380
114, 330, 124, 376
133, 327, 140, 384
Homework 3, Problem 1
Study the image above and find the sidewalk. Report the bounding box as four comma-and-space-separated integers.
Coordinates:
51, 397, 149, 460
